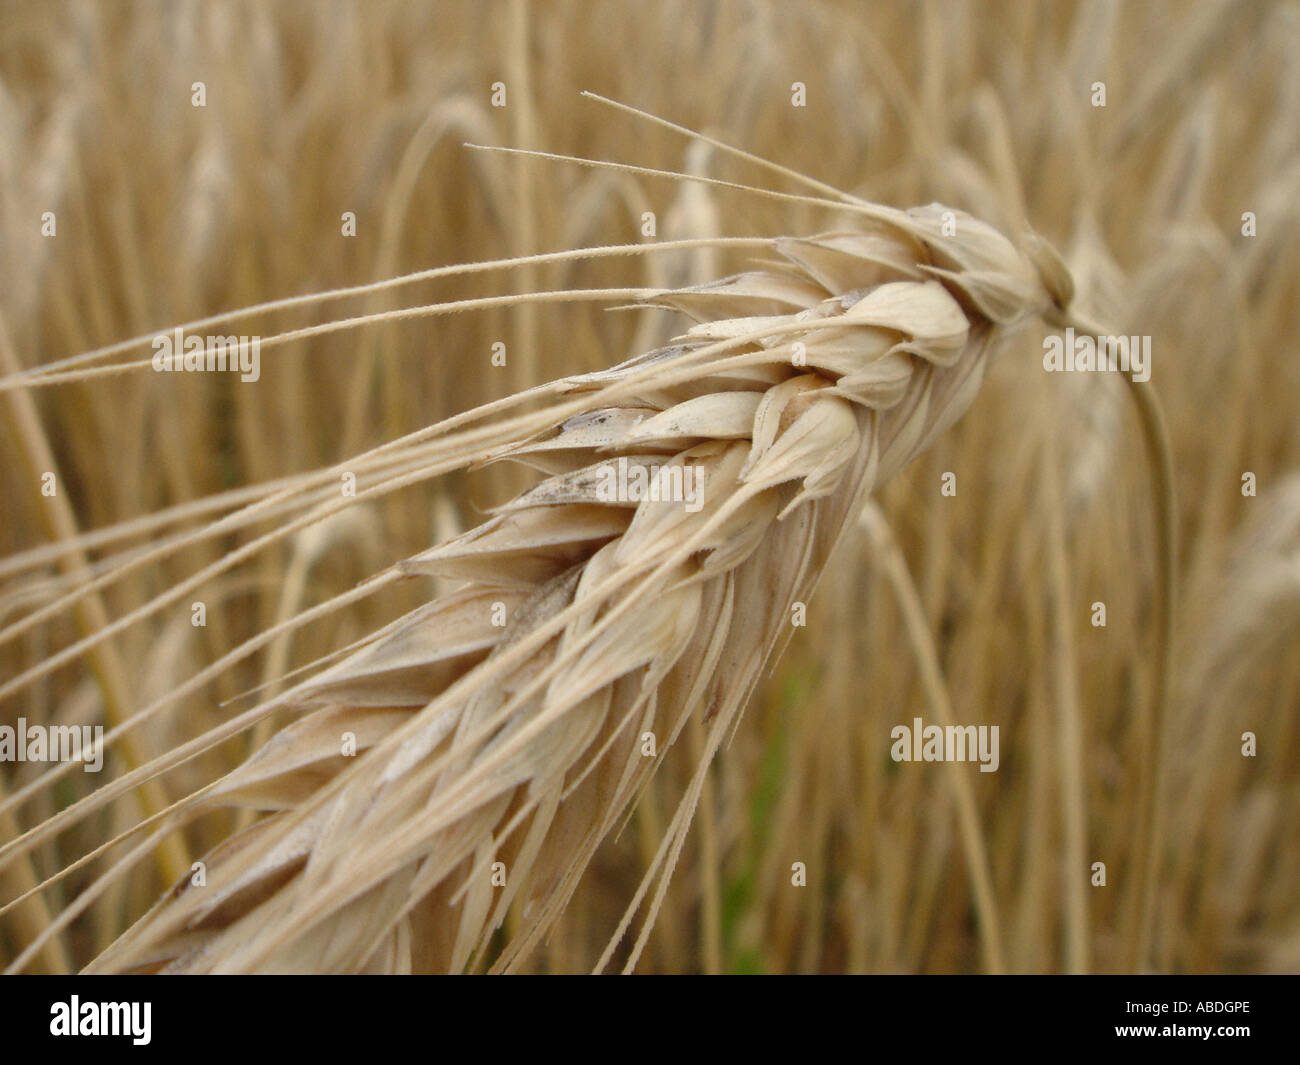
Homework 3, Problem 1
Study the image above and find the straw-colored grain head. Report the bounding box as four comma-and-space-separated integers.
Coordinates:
88, 204, 1068, 973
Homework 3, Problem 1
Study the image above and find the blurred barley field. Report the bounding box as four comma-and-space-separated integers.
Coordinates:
0, 0, 1296, 973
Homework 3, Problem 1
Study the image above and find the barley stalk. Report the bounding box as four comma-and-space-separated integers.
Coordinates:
48, 201, 1074, 975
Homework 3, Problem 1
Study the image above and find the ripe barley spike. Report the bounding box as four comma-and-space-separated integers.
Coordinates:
82, 204, 1074, 974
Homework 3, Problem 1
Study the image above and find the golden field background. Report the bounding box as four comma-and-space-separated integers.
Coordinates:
0, 0, 1296, 972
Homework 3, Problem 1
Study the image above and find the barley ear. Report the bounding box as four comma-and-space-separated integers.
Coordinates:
85, 203, 1084, 974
